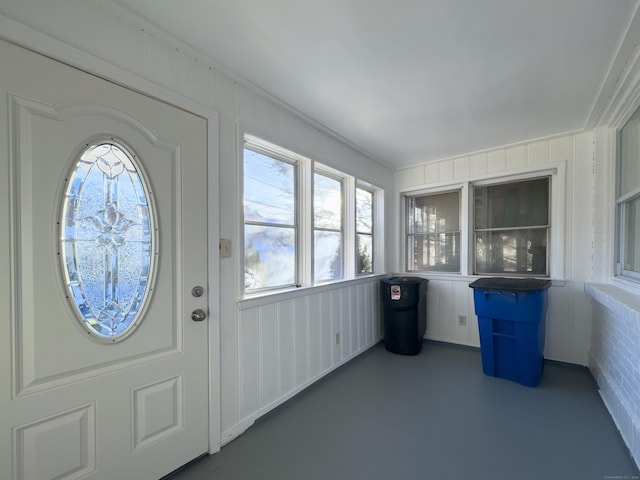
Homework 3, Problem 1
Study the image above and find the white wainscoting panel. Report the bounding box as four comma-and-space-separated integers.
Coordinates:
223, 278, 382, 444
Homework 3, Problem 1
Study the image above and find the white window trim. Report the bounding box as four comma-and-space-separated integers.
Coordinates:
312, 164, 350, 284
399, 163, 566, 280
355, 182, 376, 276
238, 127, 384, 299
592, 21, 640, 290
404, 187, 463, 274
615, 108, 640, 284
242, 135, 305, 294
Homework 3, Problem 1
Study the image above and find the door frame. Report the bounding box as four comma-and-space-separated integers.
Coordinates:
0, 13, 222, 454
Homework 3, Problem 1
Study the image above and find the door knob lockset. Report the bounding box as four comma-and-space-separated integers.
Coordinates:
191, 309, 207, 322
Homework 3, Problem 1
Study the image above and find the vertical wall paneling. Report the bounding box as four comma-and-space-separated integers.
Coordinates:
319, 291, 332, 373
340, 287, 352, 361
439, 160, 454, 181
220, 308, 239, 438
424, 280, 440, 340
470, 153, 488, 176
454, 156, 471, 178
528, 140, 550, 166
438, 281, 458, 343
229, 279, 383, 442
350, 286, 359, 354
356, 284, 365, 350
506, 145, 527, 170
395, 133, 594, 365
293, 297, 309, 389
425, 162, 439, 182
394, 165, 425, 189
277, 300, 295, 398
239, 307, 260, 420
259, 303, 278, 408
487, 149, 507, 173
307, 294, 322, 380
330, 289, 342, 365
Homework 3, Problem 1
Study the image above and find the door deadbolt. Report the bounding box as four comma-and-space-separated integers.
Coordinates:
191, 286, 204, 297
191, 309, 207, 322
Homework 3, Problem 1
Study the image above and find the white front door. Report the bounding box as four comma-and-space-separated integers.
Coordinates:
0, 40, 210, 479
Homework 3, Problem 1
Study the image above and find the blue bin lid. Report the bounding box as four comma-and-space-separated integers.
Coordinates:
469, 277, 551, 291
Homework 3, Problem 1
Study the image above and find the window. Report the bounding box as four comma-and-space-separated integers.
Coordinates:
406, 191, 460, 272
314, 171, 343, 282
617, 105, 640, 279
473, 177, 549, 275
356, 187, 374, 274
242, 134, 382, 295
243, 147, 297, 291
60, 141, 155, 341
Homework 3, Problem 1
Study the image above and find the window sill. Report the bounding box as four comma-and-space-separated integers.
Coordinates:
238, 274, 389, 310
396, 272, 567, 287
585, 282, 640, 320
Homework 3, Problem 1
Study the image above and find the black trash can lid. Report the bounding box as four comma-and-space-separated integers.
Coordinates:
469, 277, 551, 291
380, 276, 429, 285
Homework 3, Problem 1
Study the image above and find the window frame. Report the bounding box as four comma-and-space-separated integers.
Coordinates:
355, 185, 375, 275
405, 188, 462, 273
240, 132, 383, 297
313, 167, 345, 283
615, 105, 640, 282
400, 166, 564, 279
472, 176, 551, 277
242, 138, 302, 294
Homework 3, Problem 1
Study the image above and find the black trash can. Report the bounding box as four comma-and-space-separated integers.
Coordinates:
469, 277, 551, 387
380, 277, 428, 355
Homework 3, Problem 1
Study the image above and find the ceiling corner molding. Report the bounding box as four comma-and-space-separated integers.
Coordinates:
588, 0, 640, 128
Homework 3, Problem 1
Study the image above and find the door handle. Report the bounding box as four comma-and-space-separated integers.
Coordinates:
191, 309, 207, 322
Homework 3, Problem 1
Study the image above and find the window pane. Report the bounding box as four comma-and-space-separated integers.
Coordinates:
475, 228, 547, 274
356, 188, 373, 234
245, 225, 296, 290
474, 178, 549, 229
624, 196, 640, 273
408, 191, 459, 234
314, 172, 342, 229
620, 106, 640, 198
244, 149, 295, 225
60, 142, 154, 340
406, 191, 460, 272
408, 233, 460, 272
357, 233, 373, 274
314, 230, 343, 282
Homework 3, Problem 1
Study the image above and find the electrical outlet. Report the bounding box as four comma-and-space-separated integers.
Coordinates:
457, 315, 467, 326
335, 332, 340, 345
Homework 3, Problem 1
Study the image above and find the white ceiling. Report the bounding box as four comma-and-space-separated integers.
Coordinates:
112, 0, 639, 169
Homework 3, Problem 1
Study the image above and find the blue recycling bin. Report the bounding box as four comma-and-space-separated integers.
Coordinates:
380, 277, 428, 355
469, 278, 551, 387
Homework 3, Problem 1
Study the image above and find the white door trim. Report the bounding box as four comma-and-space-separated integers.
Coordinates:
0, 12, 222, 454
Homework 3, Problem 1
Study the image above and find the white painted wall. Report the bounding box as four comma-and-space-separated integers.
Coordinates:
585, 36, 640, 465
3, 1, 639, 469
393, 133, 595, 365
0, 1, 392, 450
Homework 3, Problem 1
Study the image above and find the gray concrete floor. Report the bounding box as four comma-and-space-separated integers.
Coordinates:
167, 341, 639, 480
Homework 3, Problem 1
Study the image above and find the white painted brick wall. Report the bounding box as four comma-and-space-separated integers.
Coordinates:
586, 284, 640, 469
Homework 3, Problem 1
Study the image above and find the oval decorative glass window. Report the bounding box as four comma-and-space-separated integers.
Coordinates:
60, 141, 156, 341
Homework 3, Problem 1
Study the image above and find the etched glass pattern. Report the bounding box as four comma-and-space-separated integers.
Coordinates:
61, 142, 154, 340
